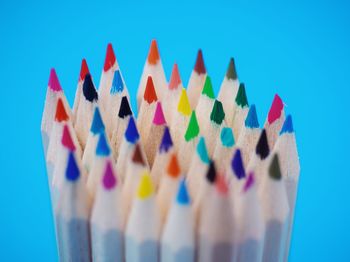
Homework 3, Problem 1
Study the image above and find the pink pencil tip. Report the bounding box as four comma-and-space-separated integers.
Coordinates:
61, 125, 76, 151
268, 94, 284, 124
169, 63, 181, 90
103, 160, 117, 190
153, 101, 166, 125
216, 174, 229, 195
48, 68, 62, 92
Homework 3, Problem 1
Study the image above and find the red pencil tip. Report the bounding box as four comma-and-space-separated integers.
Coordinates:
167, 154, 181, 178
169, 63, 181, 90
48, 68, 62, 92
61, 125, 76, 151
103, 43, 116, 72
147, 39, 160, 65
194, 49, 206, 74
144, 76, 158, 103
268, 94, 284, 124
55, 98, 69, 122
79, 59, 90, 81
216, 174, 229, 195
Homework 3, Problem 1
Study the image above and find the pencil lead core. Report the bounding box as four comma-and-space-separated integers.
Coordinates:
176, 179, 190, 205
132, 143, 146, 165
159, 126, 173, 153
226, 57, 238, 80
235, 83, 249, 107
220, 127, 235, 147
243, 172, 255, 192
118, 96, 132, 119
210, 100, 225, 125
137, 173, 154, 199
206, 161, 217, 184
83, 74, 98, 102
256, 129, 270, 160
216, 175, 229, 195
96, 132, 111, 156
62, 125, 76, 151
197, 137, 210, 164
144, 76, 158, 104
232, 149, 245, 179
110, 70, 124, 94
202, 76, 215, 99
90, 107, 105, 135
103, 160, 117, 190
153, 102, 166, 125
48, 68, 62, 92
280, 114, 294, 134
79, 59, 90, 82
55, 98, 69, 122
125, 117, 139, 144
269, 154, 282, 180
167, 154, 181, 178
268, 94, 284, 124
169, 63, 181, 90
104, 43, 116, 72
177, 88, 191, 116
245, 104, 259, 128
184, 111, 200, 142
66, 152, 80, 181
147, 39, 160, 65
194, 49, 206, 74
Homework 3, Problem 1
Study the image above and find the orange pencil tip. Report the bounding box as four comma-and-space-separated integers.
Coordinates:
167, 153, 181, 178
147, 39, 160, 65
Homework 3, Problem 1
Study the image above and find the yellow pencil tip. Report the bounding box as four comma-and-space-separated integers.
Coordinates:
137, 172, 154, 199
177, 88, 191, 116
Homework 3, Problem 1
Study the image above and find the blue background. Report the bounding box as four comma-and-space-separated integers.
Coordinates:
0, 0, 349, 261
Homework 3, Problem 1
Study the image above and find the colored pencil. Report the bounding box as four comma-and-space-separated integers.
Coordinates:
161, 179, 195, 262
150, 126, 174, 189
170, 88, 191, 152
197, 175, 234, 262
82, 106, 105, 173
91, 160, 123, 262
41, 68, 71, 155
228, 149, 246, 199
259, 154, 289, 262
195, 76, 215, 130
156, 153, 182, 226
231, 83, 249, 139
137, 39, 167, 108
187, 49, 207, 108
212, 127, 236, 173
110, 96, 133, 159
187, 136, 210, 199
144, 101, 167, 166
273, 115, 300, 261
125, 173, 160, 262
163, 63, 183, 124
264, 94, 285, 149
217, 58, 239, 126
237, 104, 261, 167
56, 151, 91, 261
235, 172, 264, 262
74, 73, 99, 148
178, 110, 200, 172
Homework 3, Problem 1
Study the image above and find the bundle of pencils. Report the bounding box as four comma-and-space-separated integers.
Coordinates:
41, 40, 300, 262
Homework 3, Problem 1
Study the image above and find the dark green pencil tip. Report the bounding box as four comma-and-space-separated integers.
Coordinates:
226, 58, 237, 80
269, 154, 282, 180
235, 83, 249, 107
210, 100, 225, 125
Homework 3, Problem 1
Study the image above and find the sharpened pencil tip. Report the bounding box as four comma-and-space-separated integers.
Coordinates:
83, 74, 98, 102
96, 132, 111, 156
184, 111, 200, 142
206, 161, 217, 184
118, 96, 132, 119
232, 149, 245, 180
104, 43, 116, 72
167, 153, 181, 178
280, 114, 294, 134
159, 126, 173, 153
66, 152, 80, 181
177, 88, 191, 116
220, 127, 235, 147
153, 102, 166, 125
148, 39, 160, 65
132, 143, 146, 165
62, 125, 76, 151
245, 104, 259, 128
144, 76, 158, 104
235, 83, 249, 107
103, 160, 117, 190
243, 172, 255, 192
90, 107, 105, 135
55, 98, 69, 122
256, 129, 270, 160
269, 154, 282, 180
177, 179, 190, 205
137, 172, 154, 199
110, 70, 124, 94
48, 68, 62, 92
197, 137, 210, 164
194, 49, 206, 74
226, 57, 238, 80
169, 63, 181, 90
216, 175, 229, 195
268, 94, 284, 124
79, 59, 90, 82
210, 100, 225, 125
202, 76, 215, 99
125, 116, 139, 144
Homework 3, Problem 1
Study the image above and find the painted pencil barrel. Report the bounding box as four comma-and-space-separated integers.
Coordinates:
91, 226, 123, 262
262, 219, 289, 262
161, 244, 194, 262
56, 216, 91, 262
125, 237, 158, 262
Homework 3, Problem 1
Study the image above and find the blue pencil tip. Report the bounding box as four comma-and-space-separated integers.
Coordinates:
245, 104, 259, 128
176, 179, 190, 205
197, 137, 210, 164
280, 114, 294, 134
96, 132, 111, 156
125, 116, 139, 144
231, 149, 245, 179
159, 126, 173, 153
90, 107, 105, 134
66, 152, 80, 181
110, 70, 124, 94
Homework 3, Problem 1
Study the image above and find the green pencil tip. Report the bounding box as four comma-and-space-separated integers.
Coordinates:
235, 83, 249, 107
226, 58, 237, 80
184, 111, 200, 141
269, 154, 282, 180
210, 100, 225, 125
202, 76, 215, 99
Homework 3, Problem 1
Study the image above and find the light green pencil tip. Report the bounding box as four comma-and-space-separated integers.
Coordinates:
202, 76, 215, 99
184, 111, 200, 141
